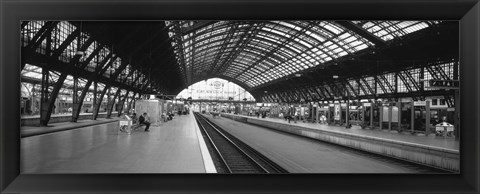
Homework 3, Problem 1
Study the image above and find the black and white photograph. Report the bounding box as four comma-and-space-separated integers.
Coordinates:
20, 20, 461, 174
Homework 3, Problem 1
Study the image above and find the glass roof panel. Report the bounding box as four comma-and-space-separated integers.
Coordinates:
354, 21, 437, 41
166, 20, 435, 88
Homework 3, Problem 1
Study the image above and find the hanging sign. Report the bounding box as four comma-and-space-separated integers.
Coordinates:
414, 101, 427, 106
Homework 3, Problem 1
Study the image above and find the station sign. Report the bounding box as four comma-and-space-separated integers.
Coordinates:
428, 79, 459, 89
414, 101, 427, 106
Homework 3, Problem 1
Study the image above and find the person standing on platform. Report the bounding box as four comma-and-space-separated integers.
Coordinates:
139, 112, 151, 132
294, 110, 299, 123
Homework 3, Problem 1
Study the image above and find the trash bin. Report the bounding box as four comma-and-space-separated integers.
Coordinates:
119, 115, 133, 135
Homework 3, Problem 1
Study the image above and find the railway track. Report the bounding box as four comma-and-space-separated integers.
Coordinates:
194, 112, 288, 174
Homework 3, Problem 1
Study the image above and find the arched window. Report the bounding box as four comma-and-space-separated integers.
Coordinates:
176, 78, 255, 101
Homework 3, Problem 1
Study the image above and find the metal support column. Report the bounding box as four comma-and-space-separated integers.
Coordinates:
107, 89, 122, 118
71, 77, 79, 122
345, 85, 351, 128
425, 101, 431, 135
453, 61, 460, 141
117, 91, 130, 117
39, 68, 50, 126
92, 82, 98, 120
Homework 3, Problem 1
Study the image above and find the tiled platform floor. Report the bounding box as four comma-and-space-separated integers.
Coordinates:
21, 112, 214, 173
21, 117, 119, 137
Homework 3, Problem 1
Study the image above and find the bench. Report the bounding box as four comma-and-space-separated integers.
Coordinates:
131, 120, 147, 131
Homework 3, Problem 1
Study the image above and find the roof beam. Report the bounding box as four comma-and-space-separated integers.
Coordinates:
180, 21, 217, 35
335, 21, 387, 47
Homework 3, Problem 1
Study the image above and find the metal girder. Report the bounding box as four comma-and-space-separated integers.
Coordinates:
275, 92, 285, 103
374, 76, 388, 94
335, 21, 387, 47
125, 92, 137, 114
356, 79, 368, 96
37, 36, 95, 125
21, 21, 30, 29
214, 23, 263, 76
51, 28, 81, 59
379, 74, 395, 93
207, 23, 239, 75
180, 21, 217, 35
39, 68, 50, 125
25, 51, 144, 93
432, 64, 450, 80
78, 40, 103, 68
404, 70, 420, 91
27, 21, 59, 51
107, 89, 122, 118
72, 56, 118, 121
233, 22, 316, 80
117, 91, 130, 116
346, 82, 358, 98
319, 85, 331, 99
425, 66, 440, 80
397, 71, 414, 93
299, 88, 310, 101
361, 78, 375, 95
91, 60, 131, 119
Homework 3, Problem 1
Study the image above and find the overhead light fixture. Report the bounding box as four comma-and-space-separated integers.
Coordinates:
295, 73, 302, 77
264, 91, 268, 93
333, 75, 339, 79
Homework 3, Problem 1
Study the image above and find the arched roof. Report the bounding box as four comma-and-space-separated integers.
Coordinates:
166, 21, 440, 90
22, 20, 453, 100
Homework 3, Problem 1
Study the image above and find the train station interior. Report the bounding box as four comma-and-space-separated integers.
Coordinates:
19, 20, 461, 174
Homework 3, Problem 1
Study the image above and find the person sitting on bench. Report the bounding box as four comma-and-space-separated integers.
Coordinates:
131, 113, 138, 125
138, 112, 151, 132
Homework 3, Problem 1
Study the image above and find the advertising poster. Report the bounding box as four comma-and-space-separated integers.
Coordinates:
334, 104, 341, 121
382, 106, 389, 122
391, 106, 399, 122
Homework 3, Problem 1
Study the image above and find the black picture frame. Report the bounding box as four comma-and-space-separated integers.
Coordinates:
1, 0, 479, 193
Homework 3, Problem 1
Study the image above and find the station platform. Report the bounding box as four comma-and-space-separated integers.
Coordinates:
21, 117, 120, 137
21, 111, 215, 173
21, 112, 118, 126
220, 113, 460, 172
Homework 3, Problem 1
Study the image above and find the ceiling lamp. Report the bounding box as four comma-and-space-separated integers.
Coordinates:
333, 75, 339, 79
295, 73, 302, 77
